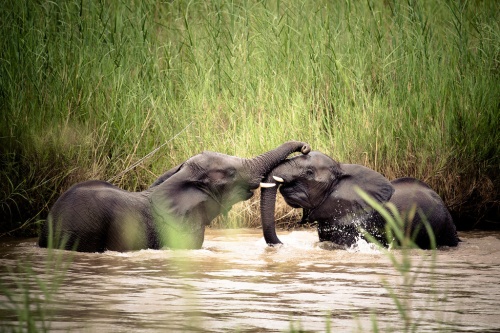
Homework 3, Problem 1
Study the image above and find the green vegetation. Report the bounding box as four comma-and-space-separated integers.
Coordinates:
357, 188, 439, 332
285, 192, 448, 333
1, 0, 498, 236
0, 247, 72, 333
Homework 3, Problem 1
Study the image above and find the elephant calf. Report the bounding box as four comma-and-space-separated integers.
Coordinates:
260, 151, 459, 249
39, 141, 310, 252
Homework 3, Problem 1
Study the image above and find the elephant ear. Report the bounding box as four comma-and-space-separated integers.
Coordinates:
149, 165, 212, 249
150, 165, 210, 219
314, 164, 394, 223
149, 163, 184, 188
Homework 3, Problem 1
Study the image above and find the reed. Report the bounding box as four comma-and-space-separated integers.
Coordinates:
284, 191, 448, 333
0, 0, 498, 235
0, 243, 72, 332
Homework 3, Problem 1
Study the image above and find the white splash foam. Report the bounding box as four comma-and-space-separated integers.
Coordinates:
347, 237, 382, 254
275, 231, 320, 250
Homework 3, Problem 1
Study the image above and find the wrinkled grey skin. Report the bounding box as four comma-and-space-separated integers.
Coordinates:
389, 177, 459, 249
260, 151, 459, 249
39, 141, 310, 252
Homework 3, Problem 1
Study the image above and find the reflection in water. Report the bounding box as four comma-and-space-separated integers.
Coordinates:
1, 229, 500, 332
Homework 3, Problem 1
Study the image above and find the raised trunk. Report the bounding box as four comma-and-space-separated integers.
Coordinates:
260, 174, 282, 245
244, 141, 310, 178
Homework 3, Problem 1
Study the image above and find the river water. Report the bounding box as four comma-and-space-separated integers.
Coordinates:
1, 229, 499, 333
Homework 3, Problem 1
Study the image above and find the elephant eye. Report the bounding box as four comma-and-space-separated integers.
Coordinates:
226, 168, 236, 178
305, 168, 314, 177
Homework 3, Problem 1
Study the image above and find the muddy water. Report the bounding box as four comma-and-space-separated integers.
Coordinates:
1, 229, 499, 333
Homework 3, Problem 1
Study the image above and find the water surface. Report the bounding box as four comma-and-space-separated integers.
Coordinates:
1, 229, 499, 332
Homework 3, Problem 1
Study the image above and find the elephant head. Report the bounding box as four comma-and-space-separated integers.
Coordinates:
148, 140, 311, 249
260, 151, 394, 246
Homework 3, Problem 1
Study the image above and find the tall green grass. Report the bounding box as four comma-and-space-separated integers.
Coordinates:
1, 0, 498, 235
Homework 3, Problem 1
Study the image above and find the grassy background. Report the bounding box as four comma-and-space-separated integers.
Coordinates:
0, 0, 498, 236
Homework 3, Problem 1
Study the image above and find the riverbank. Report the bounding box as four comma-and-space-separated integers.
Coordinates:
1, 0, 498, 236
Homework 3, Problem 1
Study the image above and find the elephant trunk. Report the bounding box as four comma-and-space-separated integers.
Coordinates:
244, 141, 310, 179
260, 174, 282, 245
243, 141, 309, 246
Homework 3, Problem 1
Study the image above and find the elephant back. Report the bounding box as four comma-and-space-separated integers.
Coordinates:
390, 177, 459, 248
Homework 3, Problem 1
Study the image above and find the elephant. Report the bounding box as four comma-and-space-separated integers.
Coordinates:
38, 141, 311, 252
260, 151, 459, 249
388, 177, 459, 249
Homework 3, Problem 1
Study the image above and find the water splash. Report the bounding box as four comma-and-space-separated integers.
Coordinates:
347, 237, 382, 254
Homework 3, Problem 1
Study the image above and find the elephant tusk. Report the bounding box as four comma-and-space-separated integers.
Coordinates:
272, 176, 284, 183
260, 182, 276, 188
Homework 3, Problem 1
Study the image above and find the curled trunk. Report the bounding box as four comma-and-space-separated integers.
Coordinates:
244, 141, 310, 179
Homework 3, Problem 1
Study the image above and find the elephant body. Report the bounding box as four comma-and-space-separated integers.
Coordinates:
39, 141, 310, 252
39, 180, 158, 252
389, 177, 459, 248
260, 151, 459, 249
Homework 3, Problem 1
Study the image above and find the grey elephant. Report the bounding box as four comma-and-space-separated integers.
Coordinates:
38, 141, 311, 252
260, 151, 459, 249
